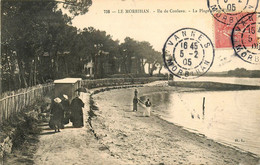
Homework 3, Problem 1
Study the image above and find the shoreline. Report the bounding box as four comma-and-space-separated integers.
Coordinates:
153, 114, 260, 159
169, 81, 260, 91
90, 85, 260, 164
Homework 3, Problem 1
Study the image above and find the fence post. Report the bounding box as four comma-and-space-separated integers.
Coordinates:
11, 91, 15, 117
0, 83, 54, 124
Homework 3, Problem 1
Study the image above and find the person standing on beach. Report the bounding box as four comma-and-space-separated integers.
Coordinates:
143, 98, 152, 117
133, 89, 139, 111
133, 95, 138, 111
70, 92, 84, 128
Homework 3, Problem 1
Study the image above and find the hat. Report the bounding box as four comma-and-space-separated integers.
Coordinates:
54, 97, 62, 103
63, 94, 68, 100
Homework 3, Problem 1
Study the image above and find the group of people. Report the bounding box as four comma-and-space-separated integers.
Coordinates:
133, 89, 152, 117
49, 89, 150, 132
49, 92, 84, 132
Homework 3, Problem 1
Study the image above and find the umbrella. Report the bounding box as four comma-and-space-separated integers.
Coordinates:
75, 87, 88, 93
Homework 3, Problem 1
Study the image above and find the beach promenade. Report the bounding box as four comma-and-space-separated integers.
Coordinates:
30, 83, 260, 165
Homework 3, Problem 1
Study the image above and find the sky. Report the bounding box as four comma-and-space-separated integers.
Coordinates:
71, 0, 260, 72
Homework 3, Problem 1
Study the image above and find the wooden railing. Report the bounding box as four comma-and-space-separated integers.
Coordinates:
0, 77, 167, 123
0, 83, 54, 123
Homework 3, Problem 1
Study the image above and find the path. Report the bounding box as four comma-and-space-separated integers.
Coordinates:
33, 93, 124, 165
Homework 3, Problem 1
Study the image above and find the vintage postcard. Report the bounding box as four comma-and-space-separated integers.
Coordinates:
1, 0, 260, 164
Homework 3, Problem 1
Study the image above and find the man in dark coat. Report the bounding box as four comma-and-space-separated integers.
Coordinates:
70, 93, 84, 128
50, 97, 63, 132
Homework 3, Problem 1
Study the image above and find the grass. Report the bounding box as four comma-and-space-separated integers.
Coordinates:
0, 97, 51, 164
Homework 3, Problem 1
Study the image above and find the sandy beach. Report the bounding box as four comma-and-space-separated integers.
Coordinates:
91, 85, 260, 165
14, 82, 258, 165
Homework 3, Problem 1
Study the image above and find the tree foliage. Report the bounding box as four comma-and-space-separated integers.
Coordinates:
1, 0, 91, 91
1, 0, 163, 93
62, 0, 92, 16
227, 68, 260, 77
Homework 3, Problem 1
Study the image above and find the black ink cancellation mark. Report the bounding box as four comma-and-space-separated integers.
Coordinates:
207, 0, 259, 25
232, 12, 260, 64
163, 28, 215, 79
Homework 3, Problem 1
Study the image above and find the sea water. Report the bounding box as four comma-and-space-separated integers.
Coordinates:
145, 78, 260, 156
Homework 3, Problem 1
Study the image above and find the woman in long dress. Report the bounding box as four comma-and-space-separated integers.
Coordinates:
50, 97, 63, 132
133, 96, 138, 111
70, 93, 84, 128
138, 98, 152, 117
144, 99, 151, 117
61, 94, 70, 125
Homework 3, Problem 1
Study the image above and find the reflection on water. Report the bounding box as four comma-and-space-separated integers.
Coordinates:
145, 90, 260, 156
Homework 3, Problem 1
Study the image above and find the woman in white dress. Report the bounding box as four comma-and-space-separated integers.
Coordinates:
144, 99, 151, 117
138, 98, 152, 117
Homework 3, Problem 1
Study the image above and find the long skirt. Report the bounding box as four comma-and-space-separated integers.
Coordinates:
64, 111, 70, 124
72, 110, 83, 128
49, 116, 62, 130
143, 107, 151, 117
133, 103, 137, 111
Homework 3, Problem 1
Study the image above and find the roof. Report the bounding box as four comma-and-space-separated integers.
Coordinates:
54, 78, 82, 84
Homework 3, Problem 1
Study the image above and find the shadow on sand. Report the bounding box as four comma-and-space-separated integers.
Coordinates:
135, 115, 150, 117
40, 131, 56, 135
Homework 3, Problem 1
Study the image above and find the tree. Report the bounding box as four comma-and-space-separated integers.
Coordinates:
2, 1, 59, 88
1, 0, 92, 92
227, 68, 249, 77
62, 0, 92, 16
117, 38, 163, 76
88, 29, 119, 78
68, 27, 120, 78
136, 41, 154, 74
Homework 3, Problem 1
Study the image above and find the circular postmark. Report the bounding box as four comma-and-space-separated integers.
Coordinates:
163, 28, 215, 79
207, 0, 259, 25
231, 12, 260, 64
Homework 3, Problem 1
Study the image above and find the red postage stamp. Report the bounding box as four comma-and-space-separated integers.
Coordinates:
207, 0, 258, 48
214, 17, 234, 48
214, 13, 257, 48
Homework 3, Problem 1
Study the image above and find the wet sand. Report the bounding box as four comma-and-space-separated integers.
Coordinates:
91, 86, 260, 165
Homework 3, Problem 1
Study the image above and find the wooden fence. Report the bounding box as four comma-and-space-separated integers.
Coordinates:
0, 83, 54, 124
0, 77, 166, 124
